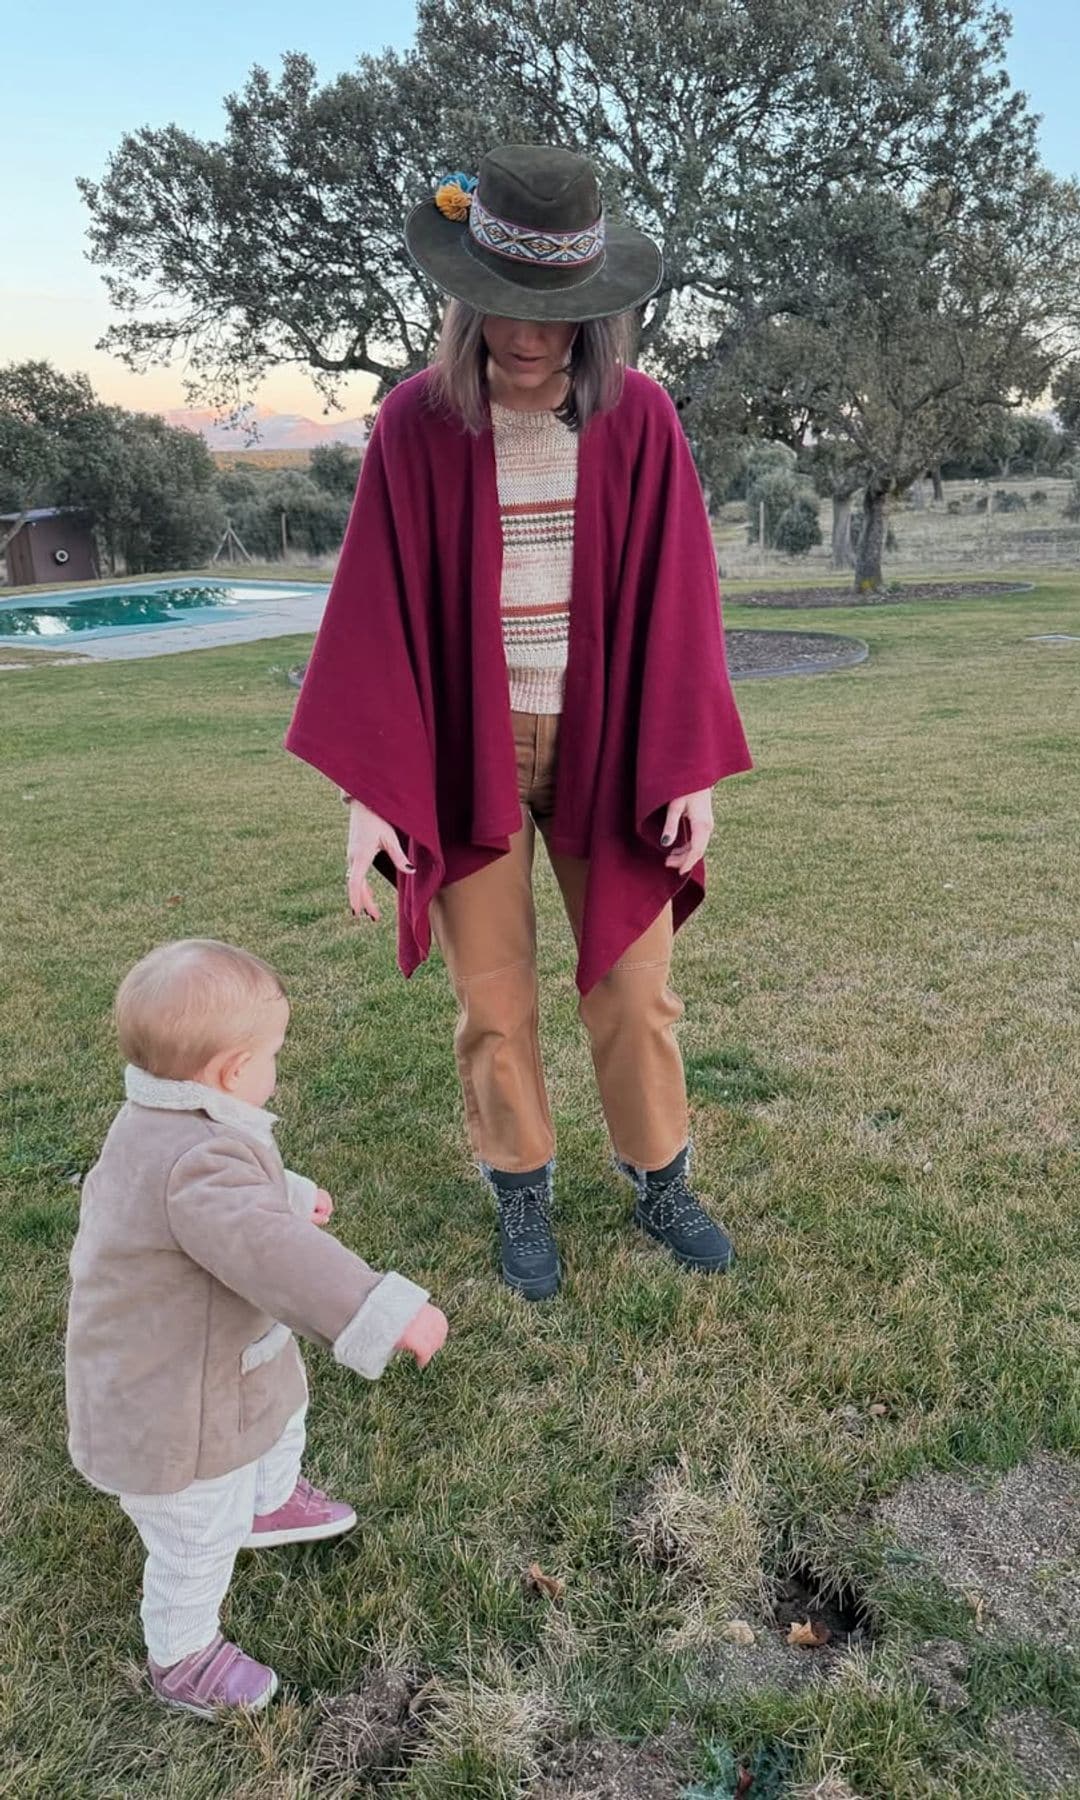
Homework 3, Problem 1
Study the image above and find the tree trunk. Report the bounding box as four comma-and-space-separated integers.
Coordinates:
854, 486, 888, 590
831, 492, 855, 568
931, 466, 944, 503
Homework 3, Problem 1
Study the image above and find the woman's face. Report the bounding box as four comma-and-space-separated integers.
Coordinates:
482, 315, 577, 393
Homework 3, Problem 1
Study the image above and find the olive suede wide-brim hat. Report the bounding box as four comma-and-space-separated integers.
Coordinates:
405, 143, 662, 321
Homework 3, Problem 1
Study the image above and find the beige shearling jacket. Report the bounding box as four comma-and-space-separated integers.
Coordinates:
66, 1068, 428, 1495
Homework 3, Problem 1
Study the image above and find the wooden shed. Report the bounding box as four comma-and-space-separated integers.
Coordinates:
1, 508, 98, 587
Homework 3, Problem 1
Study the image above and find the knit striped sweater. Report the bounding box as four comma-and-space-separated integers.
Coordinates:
491, 400, 578, 715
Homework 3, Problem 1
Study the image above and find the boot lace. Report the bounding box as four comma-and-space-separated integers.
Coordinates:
498, 1182, 554, 1252
642, 1168, 713, 1238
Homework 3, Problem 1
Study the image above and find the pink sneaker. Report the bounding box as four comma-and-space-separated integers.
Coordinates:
243, 1475, 357, 1549
148, 1635, 278, 1718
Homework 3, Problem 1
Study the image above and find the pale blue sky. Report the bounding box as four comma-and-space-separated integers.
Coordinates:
1, 0, 1076, 415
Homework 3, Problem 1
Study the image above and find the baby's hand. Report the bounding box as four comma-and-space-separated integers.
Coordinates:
395, 1303, 448, 1368
311, 1188, 334, 1227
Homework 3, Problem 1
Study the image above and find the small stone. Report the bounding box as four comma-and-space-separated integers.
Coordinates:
722, 1619, 757, 1645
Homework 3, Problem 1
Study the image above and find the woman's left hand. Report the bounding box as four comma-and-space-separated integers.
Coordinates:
661, 789, 714, 875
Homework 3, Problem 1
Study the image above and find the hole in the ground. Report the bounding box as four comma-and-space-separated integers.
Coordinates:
771, 1560, 875, 1647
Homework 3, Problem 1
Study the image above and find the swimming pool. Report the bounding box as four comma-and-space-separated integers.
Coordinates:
0, 577, 327, 640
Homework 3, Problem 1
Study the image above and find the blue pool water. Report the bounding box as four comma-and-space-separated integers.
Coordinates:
0, 577, 326, 640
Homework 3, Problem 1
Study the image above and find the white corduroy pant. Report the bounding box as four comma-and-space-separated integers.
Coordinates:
119, 1405, 306, 1666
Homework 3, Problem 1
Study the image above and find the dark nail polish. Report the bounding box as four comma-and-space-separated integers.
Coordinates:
661, 834, 673, 846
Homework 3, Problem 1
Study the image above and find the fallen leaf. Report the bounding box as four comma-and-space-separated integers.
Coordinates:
734, 1770, 754, 1797
722, 1619, 757, 1645
787, 1618, 832, 1648
165, 894, 184, 906
868, 1402, 889, 1418
524, 1562, 565, 1602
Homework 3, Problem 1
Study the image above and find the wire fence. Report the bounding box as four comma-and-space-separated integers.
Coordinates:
716, 475, 1080, 582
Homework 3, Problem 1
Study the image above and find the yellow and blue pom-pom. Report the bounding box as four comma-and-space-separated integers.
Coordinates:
434, 172, 477, 222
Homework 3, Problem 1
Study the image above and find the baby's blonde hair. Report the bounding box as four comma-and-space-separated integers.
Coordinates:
115, 939, 286, 1080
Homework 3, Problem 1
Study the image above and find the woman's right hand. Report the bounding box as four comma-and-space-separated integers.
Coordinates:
346, 800, 415, 923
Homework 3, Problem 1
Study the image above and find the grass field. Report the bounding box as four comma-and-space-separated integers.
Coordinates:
1, 578, 1079, 1797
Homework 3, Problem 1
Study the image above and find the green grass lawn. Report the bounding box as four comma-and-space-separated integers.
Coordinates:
1, 579, 1079, 1797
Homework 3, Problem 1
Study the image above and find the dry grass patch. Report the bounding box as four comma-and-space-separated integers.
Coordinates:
627, 1450, 769, 1651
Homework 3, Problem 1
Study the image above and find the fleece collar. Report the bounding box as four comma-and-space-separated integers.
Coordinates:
124, 1065, 278, 1143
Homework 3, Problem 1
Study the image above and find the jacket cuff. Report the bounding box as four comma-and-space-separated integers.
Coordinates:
284, 1170, 318, 1221
332, 1273, 429, 1379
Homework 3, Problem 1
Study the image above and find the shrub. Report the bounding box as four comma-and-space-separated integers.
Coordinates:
1031, 489, 1048, 506
1064, 481, 1080, 522
773, 494, 823, 555
744, 447, 821, 555
993, 489, 1027, 512
946, 500, 962, 515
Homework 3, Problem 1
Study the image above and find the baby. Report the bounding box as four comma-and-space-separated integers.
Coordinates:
65, 938, 447, 1718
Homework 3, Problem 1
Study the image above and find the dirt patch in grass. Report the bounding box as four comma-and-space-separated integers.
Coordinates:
531, 1725, 694, 1799
691, 1631, 849, 1699
907, 1637, 972, 1713
308, 1668, 429, 1787
725, 629, 868, 679
737, 580, 1032, 608
875, 1453, 1080, 1651
988, 1707, 1080, 1793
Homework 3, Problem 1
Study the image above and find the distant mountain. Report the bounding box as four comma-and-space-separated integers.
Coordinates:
163, 405, 370, 450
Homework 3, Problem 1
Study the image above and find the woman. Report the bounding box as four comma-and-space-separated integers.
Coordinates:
287, 144, 752, 1301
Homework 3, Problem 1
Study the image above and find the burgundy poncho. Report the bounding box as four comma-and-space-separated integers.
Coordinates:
286, 367, 751, 993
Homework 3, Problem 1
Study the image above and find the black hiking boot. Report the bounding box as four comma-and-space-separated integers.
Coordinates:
483, 1162, 561, 1301
617, 1148, 735, 1273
